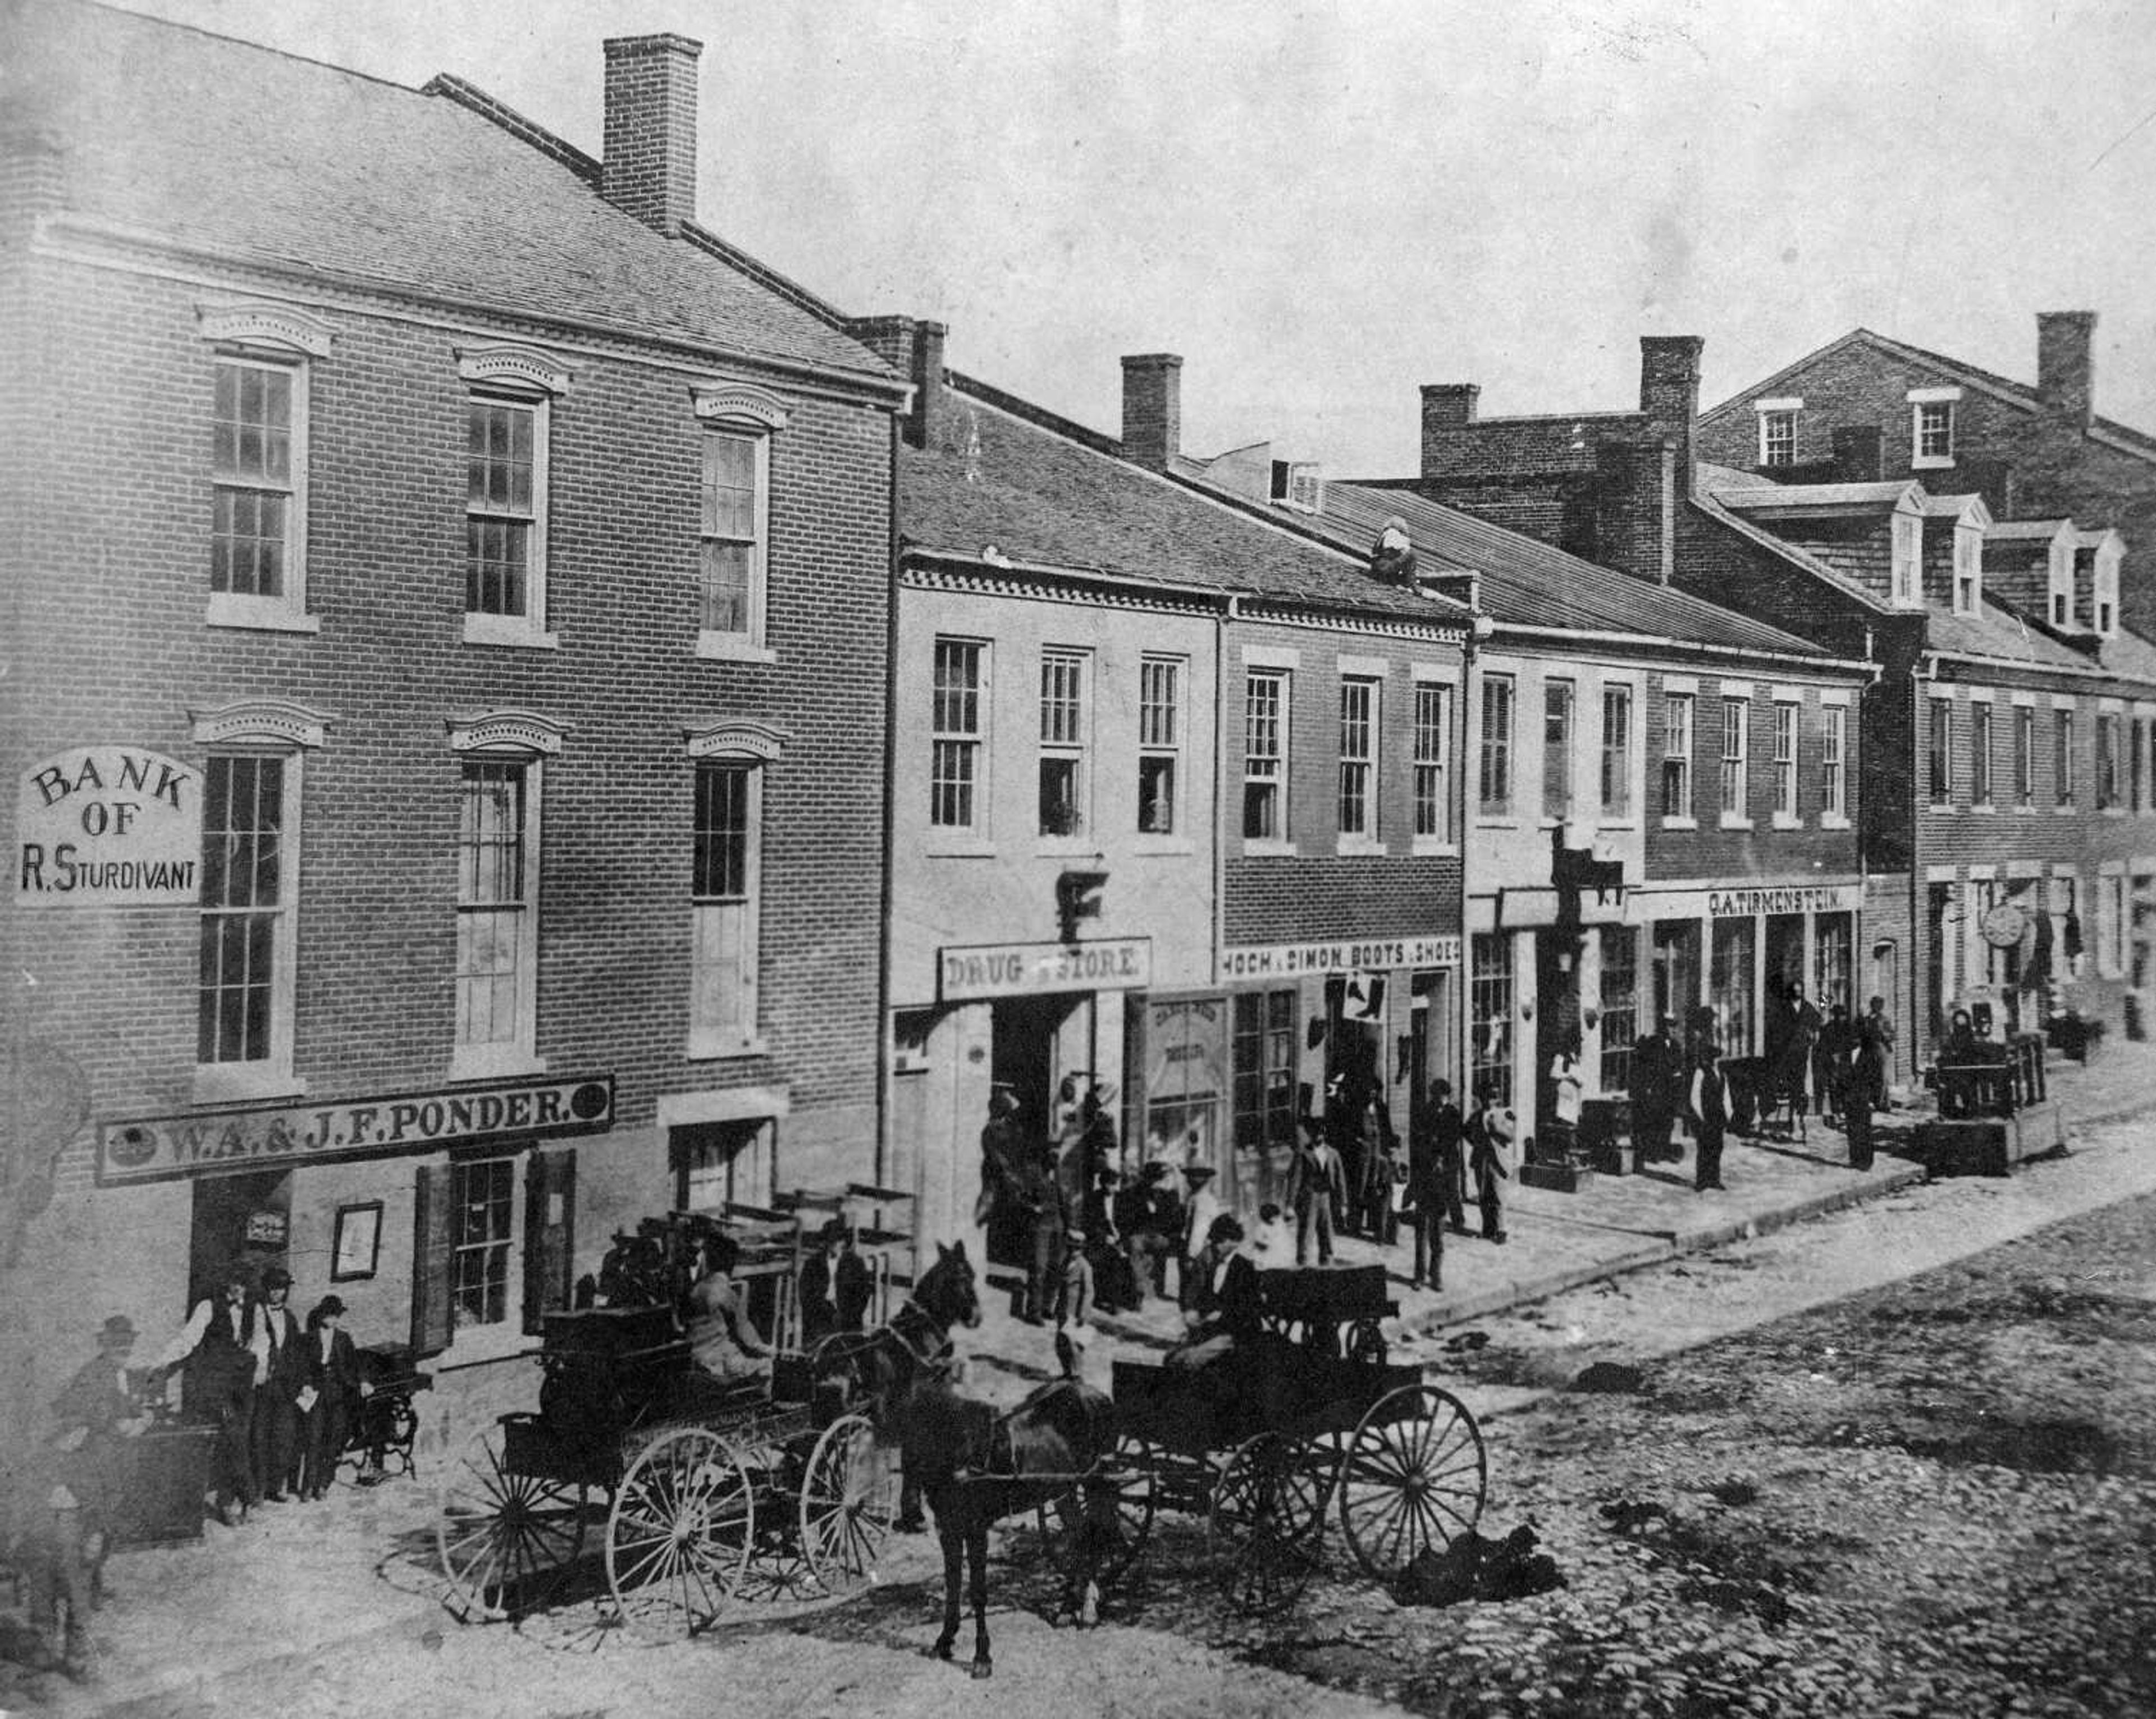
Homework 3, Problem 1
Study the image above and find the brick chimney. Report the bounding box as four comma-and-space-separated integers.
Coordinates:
602, 34, 702, 236
1638, 336, 1702, 498
845, 314, 947, 449
2036, 310, 2096, 432
1417, 384, 1481, 483
1121, 354, 1182, 468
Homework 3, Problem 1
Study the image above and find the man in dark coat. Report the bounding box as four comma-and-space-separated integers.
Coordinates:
1287, 1116, 1347, 1266
1687, 1046, 1732, 1192
250, 1265, 307, 1502
153, 1261, 263, 1521
299, 1295, 363, 1501
1114, 1162, 1176, 1305
34, 1315, 150, 1671
1814, 1004, 1855, 1128
1630, 1017, 1679, 1170
1464, 1087, 1511, 1242
1408, 1080, 1463, 1290
1846, 1028, 1885, 1171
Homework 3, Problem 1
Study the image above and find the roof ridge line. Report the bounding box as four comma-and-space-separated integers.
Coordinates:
946, 371, 1123, 456
678, 223, 857, 334
421, 73, 601, 185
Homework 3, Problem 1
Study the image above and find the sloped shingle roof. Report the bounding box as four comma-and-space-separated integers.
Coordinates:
17, 1, 886, 381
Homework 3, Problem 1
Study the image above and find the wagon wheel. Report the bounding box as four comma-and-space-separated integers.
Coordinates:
436, 1418, 588, 1623
605, 1426, 755, 1640
1208, 1433, 1324, 1614
799, 1414, 899, 1596
1039, 1450, 1156, 1589
1338, 1384, 1486, 1581
1345, 1318, 1388, 1368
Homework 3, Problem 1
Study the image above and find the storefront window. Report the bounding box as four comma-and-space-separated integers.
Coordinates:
1231, 989, 1299, 1200
1470, 933, 1514, 1108
1145, 998, 1226, 1173
1812, 913, 1853, 1014
1709, 917, 1756, 1057
1598, 926, 1638, 1093
1653, 920, 1700, 1050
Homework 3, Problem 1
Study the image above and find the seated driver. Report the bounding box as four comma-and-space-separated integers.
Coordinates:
1164, 1214, 1262, 1371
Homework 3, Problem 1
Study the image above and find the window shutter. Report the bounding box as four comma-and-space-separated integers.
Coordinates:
523, 1146, 577, 1336
410, 1162, 455, 1356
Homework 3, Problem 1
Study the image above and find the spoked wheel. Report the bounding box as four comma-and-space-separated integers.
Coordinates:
1208, 1433, 1324, 1614
799, 1414, 899, 1596
436, 1417, 588, 1623
1339, 1384, 1487, 1581
605, 1427, 755, 1640
1040, 1448, 1156, 1590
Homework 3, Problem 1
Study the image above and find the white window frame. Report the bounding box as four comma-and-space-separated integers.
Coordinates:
1337, 675, 1381, 847
2013, 702, 2036, 808
691, 383, 788, 662
1718, 694, 1750, 828
187, 698, 331, 1105
449, 1154, 519, 1332
1661, 687, 1695, 827
446, 710, 565, 1081
1772, 700, 1799, 826
1908, 386, 1960, 469
1928, 696, 1955, 808
1820, 700, 1848, 825
2049, 542, 2075, 629
930, 637, 989, 838
1478, 672, 1516, 820
1269, 459, 1324, 513
2097, 865, 2128, 979
198, 303, 332, 636
1243, 666, 1291, 848
1137, 653, 1183, 838
1541, 677, 1575, 824
2055, 703, 2078, 811
1890, 509, 1923, 607
458, 345, 571, 650
1970, 700, 1995, 809
2097, 710, 2125, 812
1412, 674, 1454, 851
1758, 408, 1797, 467
1600, 682, 1633, 821
1038, 647, 1093, 843
1953, 525, 1983, 614
2092, 538, 2122, 638
684, 719, 783, 1059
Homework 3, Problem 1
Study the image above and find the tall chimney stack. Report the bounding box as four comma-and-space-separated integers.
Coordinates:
602, 34, 702, 236
845, 314, 947, 449
1121, 354, 1182, 469
1639, 335, 1703, 499
2036, 310, 2096, 432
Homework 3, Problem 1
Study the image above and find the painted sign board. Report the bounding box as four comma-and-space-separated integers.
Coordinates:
1216, 935, 1461, 985
1626, 883, 1864, 923
938, 938, 1153, 1001
97, 1073, 615, 1186
17, 746, 203, 907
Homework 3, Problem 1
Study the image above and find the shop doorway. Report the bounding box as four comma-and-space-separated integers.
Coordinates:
188, 1168, 293, 1309
985, 994, 1086, 1273
1652, 921, 1701, 1055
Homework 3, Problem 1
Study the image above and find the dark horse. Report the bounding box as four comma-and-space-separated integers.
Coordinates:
808, 1239, 984, 1531
893, 1321, 1121, 1679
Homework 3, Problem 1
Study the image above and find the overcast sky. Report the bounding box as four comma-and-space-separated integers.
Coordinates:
128, 0, 2156, 475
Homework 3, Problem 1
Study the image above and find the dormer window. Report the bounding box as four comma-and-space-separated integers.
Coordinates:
1269, 460, 1323, 514
1890, 509, 1923, 606
1753, 397, 1801, 468
2092, 534, 2123, 638
1953, 525, 1982, 615
1908, 386, 1961, 469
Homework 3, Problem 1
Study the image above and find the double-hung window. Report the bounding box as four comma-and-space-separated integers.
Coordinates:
1413, 680, 1452, 842
1928, 700, 1954, 806
1773, 701, 1799, 822
1953, 529, 1981, 614
1542, 680, 1574, 821
1478, 674, 1515, 817
2013, 707, 2035, 807
458, 346, 570, 648
931, 639, 986, 833
1970, 702, 1994, 807
1759, 409, 1796, 468
1600, 685, 1632, 819
1137, 656, 1181, 835
2097, 714, 2122, 810
450, 1156, 517, 1329
1339, 677, 1378, 841
691, 761, 761, 1055
1661, 691, 1694, 820
1719, 697, 1749, 821
1890, 511, 1922, 606
1244, 669, 1289, 841
454, 760, 537, 1074
690, 384, 788, 657
201, 303, 330, 632
1913, 398, 1954, 465
2056, 708, 2077, 808
1038, 649, 1090, 838
1821, 704, 1847, 821
199, 755, 291, 1085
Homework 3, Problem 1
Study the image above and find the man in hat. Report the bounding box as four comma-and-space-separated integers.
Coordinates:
1287, 1115, 1346, 1267
154, 1260, 266, 1519
1177, 1160, 1223, 1296
1408, 1080, 1462, 1291
33, 1314, 150, 1672
1116, 1160, 1176, 1306
299, 1295, 362, 1501
250, 1265, 308, 1502
1630, 1016, 1680, 1171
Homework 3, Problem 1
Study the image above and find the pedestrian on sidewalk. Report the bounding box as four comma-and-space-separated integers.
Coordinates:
1630, 1017, 1680, 1168
1846, 1027, 1883, 1171
1687, 1045, 1732, 1192
153, 1260, 267, 1522
1364, 1106, 1406, 1247
1287, 1117, 1345, 1265
1815, 1003, 1854, 1129
1464, 1086, 1510, 1243
1408, 1079, 1461, 1289
33, 1314, 150, 1674
1862, 996, 1896, 1109
298, 1295, 362, 1501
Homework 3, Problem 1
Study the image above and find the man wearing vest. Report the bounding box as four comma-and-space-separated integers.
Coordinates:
154, 1262, 266, 1522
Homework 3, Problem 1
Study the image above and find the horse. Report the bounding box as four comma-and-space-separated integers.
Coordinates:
808, 1239, 983, 1531
893, 1339, 1121, 1679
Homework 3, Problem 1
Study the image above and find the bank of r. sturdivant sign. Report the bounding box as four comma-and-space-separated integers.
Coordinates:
16, 747, 203, 907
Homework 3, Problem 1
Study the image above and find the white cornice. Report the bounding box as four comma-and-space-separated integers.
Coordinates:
189, 697, 335, 748
445, 710, 569, 755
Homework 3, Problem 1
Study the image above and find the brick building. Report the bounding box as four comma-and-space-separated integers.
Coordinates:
1, 3, 903, 1434
1175, 401, 1870, 1158
1694, 313, 2156, 638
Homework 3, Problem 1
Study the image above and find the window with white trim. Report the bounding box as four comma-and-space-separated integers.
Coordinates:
1244, 669, 1289, 840
1773, 701, 1798, 820
212, 359, 300, 606
1339, 676, 1378, 839
1600, 684, 1632, 819
450, 1155, 517, 1329
465, 396, 543, 628
2055, 709, 2077, 808
1470, 932, 1514, 1109
1759, 409, 1796, 467
1821, 705, 1847, 820
1970, 702, 1994, 807
1136, 655, 1181, 835
1928, 700, 1953, 805
2098, 871, 2126, 976
2013, 707, 2035, 807
1719, 697, 1748, 819
700, 431, 764, 639
1912, 399, 1954, 464
2097, 714, 2122, 810
1953, 527, 1982, 614
1661, 692, 1693, 819
454, 758, 538, 1068
1478, 674, 1515, 817
692, 761, 761, 1054
1413, 682, 1452, 842
1891, 511, 1922, 606
1542, 679, 1574, 821
199, 754, 293, 1074
931, 638, 986, 832
1038, 648, 1090, 838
